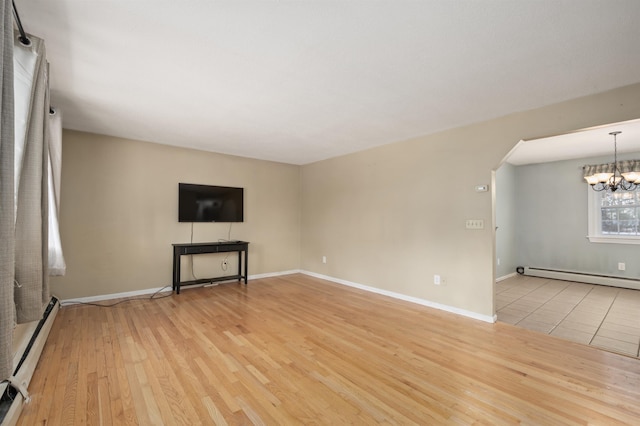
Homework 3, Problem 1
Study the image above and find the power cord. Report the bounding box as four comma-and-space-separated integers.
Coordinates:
60, 285, 173, 308
192, 221, 235, 278
190, 222, 199, 280
190, 259, 199, 279
60, 221, 237, 308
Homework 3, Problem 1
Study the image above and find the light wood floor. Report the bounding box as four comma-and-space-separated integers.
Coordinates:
19, 274, 640, 425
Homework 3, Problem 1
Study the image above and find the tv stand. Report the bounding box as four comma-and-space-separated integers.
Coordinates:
172, 241, 249, 294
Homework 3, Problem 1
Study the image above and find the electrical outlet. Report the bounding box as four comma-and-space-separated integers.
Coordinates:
322, 256, 327, 264
434, 275, 441, 285
465, 219, 484, 230
497, 258, 501, 266
618, 262, 626, 271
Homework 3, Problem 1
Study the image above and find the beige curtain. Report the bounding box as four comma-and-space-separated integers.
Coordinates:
0, 2, 56, 419
0, 0, 16, 381
14, 34, 49, 324
583, 160, 640, 178
1, 19, 50, 390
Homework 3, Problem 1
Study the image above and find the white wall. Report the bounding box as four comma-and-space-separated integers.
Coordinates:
514, 152, 640, 278
495, 163, 517, 278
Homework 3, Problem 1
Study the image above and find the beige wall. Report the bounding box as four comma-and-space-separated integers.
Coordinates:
300, 83, 640, 318
51, 130, 301, 299
53, 83, 640, 317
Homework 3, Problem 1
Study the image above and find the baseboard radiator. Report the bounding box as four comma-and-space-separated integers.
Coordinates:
0, 297, 60, 426
523, 267, 640, 291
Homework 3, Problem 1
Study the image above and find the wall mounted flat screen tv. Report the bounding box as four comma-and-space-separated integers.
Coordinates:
179, 183, 244, 222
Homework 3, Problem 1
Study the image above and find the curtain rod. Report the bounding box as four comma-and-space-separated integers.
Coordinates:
12, 0, 31, 46
12, 2, 55, 115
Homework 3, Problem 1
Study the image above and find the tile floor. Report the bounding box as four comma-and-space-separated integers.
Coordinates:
496, 275, 640, 357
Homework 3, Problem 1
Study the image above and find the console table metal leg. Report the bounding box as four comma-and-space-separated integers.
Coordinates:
175, 254, 181, 294
172, 251, 176, 292
244, 250, 248, 284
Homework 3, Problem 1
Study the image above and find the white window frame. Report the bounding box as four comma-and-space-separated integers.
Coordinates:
587, 187, 640, 244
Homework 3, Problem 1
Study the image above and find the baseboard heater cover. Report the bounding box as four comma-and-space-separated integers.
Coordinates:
522, 267, 640, 290
0, 297, 60, 426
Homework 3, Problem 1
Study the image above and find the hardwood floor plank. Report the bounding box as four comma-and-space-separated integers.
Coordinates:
107, 310, 138, 425
32, 328, 64, 422
97, 375, 114, 425
202, 395, 228, 426
193, 357, 241, 414
18, 274, 640, 425
148, 332, 216, 424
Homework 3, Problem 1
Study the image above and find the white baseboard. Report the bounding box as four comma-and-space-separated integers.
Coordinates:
59, 269, 497, 324
249, 269, 302, 280
301, 270, 496, 323
58, 270, 303, 306
59, 286, 172, 306
496, 272, 517, 282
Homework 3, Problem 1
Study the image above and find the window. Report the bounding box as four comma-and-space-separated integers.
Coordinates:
587, 188, 640, 244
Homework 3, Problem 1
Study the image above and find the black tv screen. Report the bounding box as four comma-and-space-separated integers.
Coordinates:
179, 183, 244, 222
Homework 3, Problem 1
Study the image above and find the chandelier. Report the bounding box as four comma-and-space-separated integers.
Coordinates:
583, 131, 640, 192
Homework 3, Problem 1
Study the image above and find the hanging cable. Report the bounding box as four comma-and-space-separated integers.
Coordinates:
11, 0, 31, 46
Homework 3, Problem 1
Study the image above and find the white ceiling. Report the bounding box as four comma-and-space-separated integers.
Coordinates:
506, 119, 640, 166
16, 1, 640, 165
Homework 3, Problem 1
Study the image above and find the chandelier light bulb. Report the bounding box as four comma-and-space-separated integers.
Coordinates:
584, 131, 639, 192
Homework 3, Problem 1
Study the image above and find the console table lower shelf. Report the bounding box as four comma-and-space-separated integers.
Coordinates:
172, 241, 249, 294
